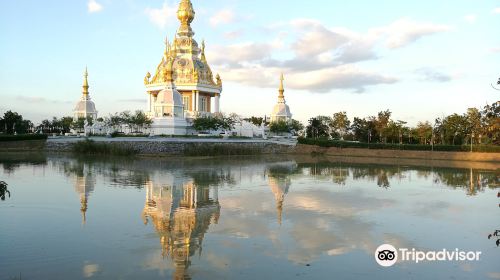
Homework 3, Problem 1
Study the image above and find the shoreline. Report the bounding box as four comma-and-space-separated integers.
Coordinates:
0, 138, 499, 163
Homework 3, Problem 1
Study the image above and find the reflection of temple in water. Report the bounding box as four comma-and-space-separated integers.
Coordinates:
142, 178, 220, 280
74, 173, 95, 225
266, 163, 295, 226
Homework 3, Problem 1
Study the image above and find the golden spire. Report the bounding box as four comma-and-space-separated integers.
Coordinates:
164, 36, 170, 57
278, 73, 285, 102
81, 195, 88, 225
82, 67, 89, 97
200, 39, 206, 62
177, 0, 195, 35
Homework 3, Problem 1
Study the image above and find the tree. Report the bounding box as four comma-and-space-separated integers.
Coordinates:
466, 108, 482, 144
306, 116, 330, 139
482, 102, 500, 144
270, 120, 290, 134
290, 119, 304, 135
192, 114, 235, 133
244, 116, 264, 126
374, 110, 391, 143
0, 111, 32, 134
442, 113, 468, 145
330, 112, 351, 140
416, 121, 432, 144
72, 117, 85, 133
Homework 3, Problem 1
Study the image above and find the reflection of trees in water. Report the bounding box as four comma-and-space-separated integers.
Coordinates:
186, 170, 236, 187
0, 153, 47, 174
0, 181, 10, 200
433, 169, 499, 196
297, 162, 351, 186
58, 157, 150, 189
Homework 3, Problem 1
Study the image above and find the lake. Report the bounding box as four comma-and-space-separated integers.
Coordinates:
0, 153, 499, 280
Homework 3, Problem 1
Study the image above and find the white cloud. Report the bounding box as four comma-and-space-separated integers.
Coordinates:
206, 18, 448, 93
490, 47, 500, 53
87, 0, 103, 13
210, 9, 235, 27
373, 18, 451, 49
493, 8, 500, 14
415, 68, 453, 83
464, 14, 477, 23
145, 2, 177, 29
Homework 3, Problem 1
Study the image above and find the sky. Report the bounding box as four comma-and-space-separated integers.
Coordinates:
0, 0, 499, 126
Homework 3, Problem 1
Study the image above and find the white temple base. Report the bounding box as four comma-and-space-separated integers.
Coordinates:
150, 117, 190, 135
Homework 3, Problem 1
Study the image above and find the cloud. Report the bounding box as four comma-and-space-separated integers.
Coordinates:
224, 30, 244, 40
464, 14, 477, 23
490, 47, 500, 53
493, 8, 500, 14
415, 68, 453, 83
145, 2, 177, 29
87, 0, 103, 13
207, 18, 447, 93
83, 262, 100, 278
16, 96, 72, 104
373, 18, 451, 49
210, 9, 235, 27
117, 99, 147, 103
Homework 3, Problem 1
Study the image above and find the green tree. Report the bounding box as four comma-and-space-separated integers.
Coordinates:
72, 117, 85, 133
330, 112, 351, 140
416, 121, 432, 144
374, 110, 391, 143
306, 116, 330, 139
466, 108, 482, 144
0, 111, 32, 134
270, 120, 290, 134
482, 102, 500, 144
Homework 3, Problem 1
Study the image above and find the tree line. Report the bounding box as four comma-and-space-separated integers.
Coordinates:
304, 102, 499, 145
0, 110, 152, 135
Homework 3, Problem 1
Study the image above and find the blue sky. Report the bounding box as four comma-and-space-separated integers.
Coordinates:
0, 0, 499, 125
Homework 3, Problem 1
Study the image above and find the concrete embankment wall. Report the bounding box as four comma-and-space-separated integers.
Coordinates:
0, 140, 46, 151
44, 140, 295, 155
292, 144, 500, 163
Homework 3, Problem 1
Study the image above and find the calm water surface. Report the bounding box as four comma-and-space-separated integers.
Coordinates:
0, 153, 499, 280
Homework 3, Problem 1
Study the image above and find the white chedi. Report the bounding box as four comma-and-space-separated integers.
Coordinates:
74, 67, 98, 120
270, 73, 292, 123
152, 84, 184, 118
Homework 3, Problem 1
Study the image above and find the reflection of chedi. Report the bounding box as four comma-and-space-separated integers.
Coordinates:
268, 173, 291, 226
74, 173, 95, 225
144, 0, 222, 135
142, 179, 220, 280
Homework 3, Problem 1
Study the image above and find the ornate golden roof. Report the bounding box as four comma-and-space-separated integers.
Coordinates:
144, 0, 222, 91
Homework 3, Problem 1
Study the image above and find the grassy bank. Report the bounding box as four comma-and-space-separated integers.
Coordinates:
183, 143, 263, 156
298, 138, 500, 153
72, 139, 137, 156
0, 134, 48, 141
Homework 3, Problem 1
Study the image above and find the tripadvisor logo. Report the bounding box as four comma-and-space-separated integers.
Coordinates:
375, 244, 482, 267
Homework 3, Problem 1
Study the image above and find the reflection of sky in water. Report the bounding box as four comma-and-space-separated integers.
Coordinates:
0, 154, 499, 280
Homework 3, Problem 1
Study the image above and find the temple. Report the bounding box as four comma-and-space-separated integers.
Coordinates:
73, 67, 98, 120
144, 0, 222, 135
270, 73, 292, 123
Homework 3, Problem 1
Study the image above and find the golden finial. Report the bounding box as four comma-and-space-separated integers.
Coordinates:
82, 66, 89, 96
216, 73, 222, 87
177, 0, 195, 33
164, 36, 170, 54
278, 72, 285, 100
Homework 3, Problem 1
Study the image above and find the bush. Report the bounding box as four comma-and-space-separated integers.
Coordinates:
0, 134, 48, 142
297, 137, 500, 153
72, 139, 137, 156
